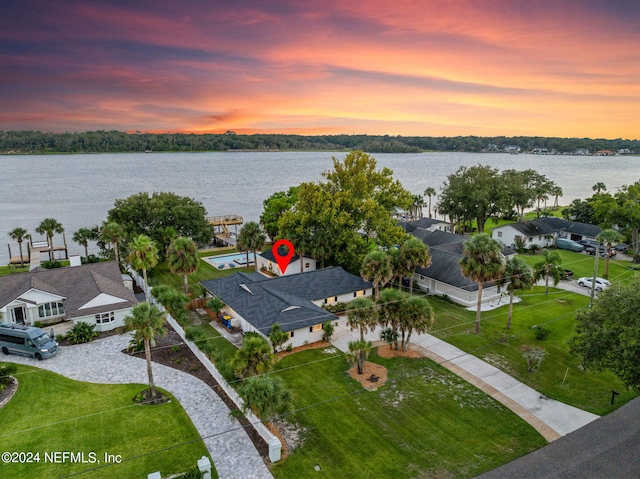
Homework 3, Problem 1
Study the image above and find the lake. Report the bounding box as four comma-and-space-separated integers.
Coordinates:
2, 151, 638, 264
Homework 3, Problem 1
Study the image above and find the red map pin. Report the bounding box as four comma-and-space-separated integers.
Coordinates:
272, 239, 295, 275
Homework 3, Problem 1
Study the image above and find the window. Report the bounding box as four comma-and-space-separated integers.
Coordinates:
354, 290, 365, 297
497, 231, 503, 238
304, 262, 310, 268
324, 297, 338, 305
289, 330, 295, 338
309, 324, 322, 333
38, 301, 65, 318
95, 312, 115, 324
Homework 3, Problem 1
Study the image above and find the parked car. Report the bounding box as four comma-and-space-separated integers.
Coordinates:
564, 269, 574, 280
579, 239, 600, 249
577, 277, 611, 291
585, 245, 614, 257
614, 243, 629, 253
555, 238, 584, 252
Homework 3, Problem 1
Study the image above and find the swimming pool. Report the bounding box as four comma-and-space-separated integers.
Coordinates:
205, 252, 256, 270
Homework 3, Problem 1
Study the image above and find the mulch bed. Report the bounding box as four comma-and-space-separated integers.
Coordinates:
0, 378, 18, 409
125, 326, 270, 463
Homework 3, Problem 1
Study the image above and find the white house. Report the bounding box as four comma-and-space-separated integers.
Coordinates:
201, 267, 372, 349
411, 228, 513, 308
491, 218, 601, 249
0, 261, 138, 332
256, 246, 317, 276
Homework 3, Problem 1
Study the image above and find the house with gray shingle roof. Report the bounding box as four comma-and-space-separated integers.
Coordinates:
201, 267, 372, 348
0, 261, 137, 332
256, 245, 317, 276
411, 229, 514, 308
491, 218, 601, 249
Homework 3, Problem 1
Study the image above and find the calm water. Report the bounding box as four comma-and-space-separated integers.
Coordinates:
2, 151, 639, 263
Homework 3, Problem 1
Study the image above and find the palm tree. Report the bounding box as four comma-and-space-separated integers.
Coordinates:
72, 227, 94, 262
101, 221, 124, 265
128, 234, 159, 303
411, 194, 424, 220
551, 185, 563, 209
36, 218, 64, 260
597, 229, 624, 278
459, 234, 506, 334
377, 288, 408, 350
9, 227, 29, 267
238, 375, 294, 423
498, 257, 534, 329
398, 296, 434, 351
231, 335, 276, 378
237, 221, 266, 272
346, 297, 377, 342
166, 236, 199, 294
123, 302, 167, 398
423, 187, 436, 218
398, 237, 431, 295
534, 249, 563, 294
348, 339, 372, 375
360, 250, 394, 301
310, 229, 332, 269
206, 296, 225, 319
592, 182, 607, 194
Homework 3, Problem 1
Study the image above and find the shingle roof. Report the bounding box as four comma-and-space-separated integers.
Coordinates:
412, 229, 512, 291
201, 267, 371, 334
410, 217, 446, 229
495, 218, 601, 238
0, 262, 138, 318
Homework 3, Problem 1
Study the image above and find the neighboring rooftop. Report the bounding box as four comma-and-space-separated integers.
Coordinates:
0, 261, 137, 318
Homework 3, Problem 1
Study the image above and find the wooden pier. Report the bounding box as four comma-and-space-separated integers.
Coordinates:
207, 215, 243, 238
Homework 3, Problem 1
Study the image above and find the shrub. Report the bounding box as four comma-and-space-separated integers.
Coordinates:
0, 362, 17, 391
177, 467, 203, 479
520, 345, 547, 372
322, 321, 335, 341
185, 326, 204, 342
41, 260, 62, 269
533, 325, 551, 340
66, 322, 97, 344
323, 302, 348, 313
285, 343, 293, 352
528, 244, 542, 254
127, 337, 145, 353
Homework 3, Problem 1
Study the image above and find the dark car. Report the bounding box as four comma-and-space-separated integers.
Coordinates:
579, 239, 600, 249
585, 245, 613, 257
614, 243, 629, 253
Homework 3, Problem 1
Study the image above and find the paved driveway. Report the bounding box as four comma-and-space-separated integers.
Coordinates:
3, 335, 273, 479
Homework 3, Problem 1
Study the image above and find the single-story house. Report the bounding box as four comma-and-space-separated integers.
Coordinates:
0, 261, 138, 332
411, 228, 514, 308
399, 217, 452, 234
201, 267, 372, 349
491, 218, 601, 249
256, 246, 317, 276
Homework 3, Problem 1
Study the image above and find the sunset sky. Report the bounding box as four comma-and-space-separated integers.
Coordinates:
2, 0, 639, 138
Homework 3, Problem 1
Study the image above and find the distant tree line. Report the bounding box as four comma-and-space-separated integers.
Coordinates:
0, 130, 638, 154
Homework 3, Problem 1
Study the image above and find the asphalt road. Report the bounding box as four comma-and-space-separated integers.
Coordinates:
475, 395, 640, 479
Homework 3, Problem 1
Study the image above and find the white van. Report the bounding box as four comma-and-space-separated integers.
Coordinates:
0, 323, 59, 360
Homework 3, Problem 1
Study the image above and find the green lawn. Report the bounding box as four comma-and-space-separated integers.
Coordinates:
150, 248, 255, 298
427, 287, 637, 415
518, 249, 640, 282
270, 348, 546, 479
0, 365, 212, 479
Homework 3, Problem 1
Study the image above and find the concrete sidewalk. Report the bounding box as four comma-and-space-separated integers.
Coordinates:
330, 318, 599, 441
